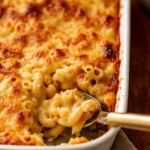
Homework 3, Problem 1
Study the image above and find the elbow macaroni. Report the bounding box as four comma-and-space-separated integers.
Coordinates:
39, 89, 99, 141
0, 0, 120, 146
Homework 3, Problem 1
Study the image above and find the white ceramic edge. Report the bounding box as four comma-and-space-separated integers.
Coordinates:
0, 0, 130, 150
115, 0, 130, 113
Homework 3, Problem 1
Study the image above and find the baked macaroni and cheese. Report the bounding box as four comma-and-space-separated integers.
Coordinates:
0, 0, 120, 145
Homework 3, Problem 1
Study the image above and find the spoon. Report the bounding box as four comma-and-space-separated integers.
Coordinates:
81, 91, 150, 132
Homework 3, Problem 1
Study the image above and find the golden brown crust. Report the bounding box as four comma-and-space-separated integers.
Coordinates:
0, 0, 120, 145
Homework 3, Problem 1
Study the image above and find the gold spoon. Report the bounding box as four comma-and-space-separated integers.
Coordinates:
81, 91, 150, 132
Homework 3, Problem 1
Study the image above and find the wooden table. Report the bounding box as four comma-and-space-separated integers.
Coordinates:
124, 1, 150, 150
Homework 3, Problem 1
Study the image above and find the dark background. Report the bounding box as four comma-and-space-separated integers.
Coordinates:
124, 0, 150, 150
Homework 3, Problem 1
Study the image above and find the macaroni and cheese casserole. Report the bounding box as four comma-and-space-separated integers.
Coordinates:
0, 0, 120, 145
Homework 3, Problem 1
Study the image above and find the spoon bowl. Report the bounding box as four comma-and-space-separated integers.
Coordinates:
81, 91, 150, 132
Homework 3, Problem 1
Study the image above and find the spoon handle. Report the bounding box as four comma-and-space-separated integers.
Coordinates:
106, 113, 150, 132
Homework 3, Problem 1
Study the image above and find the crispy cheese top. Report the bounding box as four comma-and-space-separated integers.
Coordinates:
0, 0, 120, 145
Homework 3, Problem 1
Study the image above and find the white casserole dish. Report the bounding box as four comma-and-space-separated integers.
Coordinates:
0, 0, 130, 150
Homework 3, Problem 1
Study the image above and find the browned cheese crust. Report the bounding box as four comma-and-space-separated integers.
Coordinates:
0, 0, 120, 145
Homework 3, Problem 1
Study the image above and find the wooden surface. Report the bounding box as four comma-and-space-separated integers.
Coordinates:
124, 1, 150, 150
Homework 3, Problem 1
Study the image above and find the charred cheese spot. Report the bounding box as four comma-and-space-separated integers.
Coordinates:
0, 6, 5, 17
103, 41, 117, 60
54, 1, 69, 11
16, 112, 26, 125
103, 41, 112, 51
17, 112, 25, 121
75, 8, 85, 18
12, 83, 22, 94
104, 15, 114, 23
91, 32, 98, 39
75, 54, 88, 60
105, 49, 115, 58
55, 49, 66, 57
0, 48, 22, 59
26, 4, 41, 16
99, 15, 118, 27
11, 78, 17, 82
13, 61, 21, 68
12, 36, 27, 47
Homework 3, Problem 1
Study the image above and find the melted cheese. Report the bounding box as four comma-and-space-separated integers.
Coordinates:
0, 0, 120, 145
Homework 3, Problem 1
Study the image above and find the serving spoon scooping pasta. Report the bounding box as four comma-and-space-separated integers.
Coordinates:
81, 91, 150, 132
